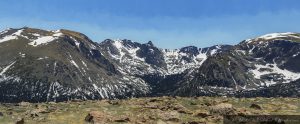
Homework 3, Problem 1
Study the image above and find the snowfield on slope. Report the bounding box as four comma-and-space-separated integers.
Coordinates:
0, 29, 26, 43
250, 61, 300, 86
28, 31, 64, 46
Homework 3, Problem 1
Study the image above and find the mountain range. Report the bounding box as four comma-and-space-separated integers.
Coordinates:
0, 27, 300, 102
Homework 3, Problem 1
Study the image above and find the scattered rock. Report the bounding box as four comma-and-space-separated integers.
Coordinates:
190, 101, 197, 105
18, 102, 31, 106
35, 117, 46, 121
178, 109, 192, 114
172, 103, 185, 110
113, 116, 130, 122
32, 116, 46, 121
0, 97, 298, 123
237, 108, 251, 115
159, 111, 180, 122
212, 103, 232, 109
185, 121, 205, 124
26, 110, 39, 118
203, 102, 212, 106
209, 103, 236, 115
136, 100, 148, 106
7, 111, 13, 115
144, 105, 159, 109
162, 96, 173, 100
38, 106, 49, 113
25, 108, 49, 118
250, 103, 262, 110
34, 104, 39, 108
220, 100, 230, 103
149, 98, 160, 102
15, 118, 24, 124
46, 106, 58, 112
70, 99, 83, 102
172, 103, 192, 114
38, 109, 50, 114
194, 111, 210, 118
157, 120, 167, 124
283, 104, 298, 110
85, 111, 112, 123
138, 116, 148, 123
168, 118, 180, 122
48, 102, 56, 105
107, 100, 120, 105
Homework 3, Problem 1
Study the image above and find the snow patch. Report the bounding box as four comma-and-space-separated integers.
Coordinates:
29, 36, 56, 46
37, 56, 49, 60
0, 35, 18, 43
19, 52, 26, 58
257, 32, 299, 40
163, 48, 208, 74
70, 59, 79, 69
249, 46, 256, 54
92, 84, 105, 98
0, 61, 16, 75
245, 32, 300, 44
82, 60, 88, 67
30, 33, 41, 37
250, 60, 300, 86
28, 31, 63, 47
70, 37, 81, 48
293, 52, 300, 57
111, 40, 126, 60
0, 29, 27, 43
113, 39, 123, 49
210, 45, 221, 55
236, 50, 246, 55
90, 44, 96, 49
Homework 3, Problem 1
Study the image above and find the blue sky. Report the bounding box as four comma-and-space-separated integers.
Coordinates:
1, 0, 300, 48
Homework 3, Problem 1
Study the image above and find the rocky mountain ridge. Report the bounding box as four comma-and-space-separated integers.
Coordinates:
0, 27, 300, 102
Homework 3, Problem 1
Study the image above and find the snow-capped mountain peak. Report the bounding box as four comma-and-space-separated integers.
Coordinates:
257, 32, 299, 40
1, 27, 300, 102
100, 39, 231, 75
246, 32, 300, 44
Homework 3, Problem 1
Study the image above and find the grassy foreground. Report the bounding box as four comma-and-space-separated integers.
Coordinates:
0, 96, 299, 124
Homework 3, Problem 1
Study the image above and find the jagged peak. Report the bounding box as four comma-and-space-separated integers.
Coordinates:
101, 38, 145, 50
146, 41, 154, 46
180, 46, 198, 50
179, 46, 199, 54
101, 38, 133, 44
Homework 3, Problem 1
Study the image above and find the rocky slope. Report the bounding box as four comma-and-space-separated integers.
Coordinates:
0, 27, 149, 102
172, 33, 300, 96
98, 32, 300, 97
0, 27, 300, 102
168, 33, 300, 97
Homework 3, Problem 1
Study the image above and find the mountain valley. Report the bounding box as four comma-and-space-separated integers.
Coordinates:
0, 27, 300, 102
